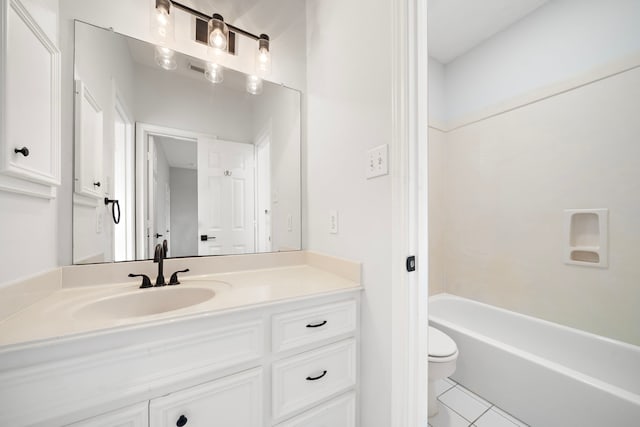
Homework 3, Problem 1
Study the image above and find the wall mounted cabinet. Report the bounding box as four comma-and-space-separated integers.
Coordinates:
0, 0, 60, 198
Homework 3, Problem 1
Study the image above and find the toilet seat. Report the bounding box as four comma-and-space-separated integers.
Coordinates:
428, 326, 457, 359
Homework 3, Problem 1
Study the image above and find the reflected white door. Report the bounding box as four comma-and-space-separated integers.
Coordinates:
197, 138, 255, 255
256, 137, 271, 252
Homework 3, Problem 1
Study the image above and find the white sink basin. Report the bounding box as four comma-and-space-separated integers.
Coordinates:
74, 287, 216, 320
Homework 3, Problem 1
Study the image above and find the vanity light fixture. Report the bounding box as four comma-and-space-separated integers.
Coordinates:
152, 0, 174, 44
150, 1, 271, 93
154, 46, 177, 70
246, 75, 263, 95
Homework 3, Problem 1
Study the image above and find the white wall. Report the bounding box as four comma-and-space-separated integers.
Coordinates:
252, 84, 301, 252
306, 0, 392, 425
0, 0, 59, 285
169, 167, 197, 257
444, 0, 640, 124
427, 57, 446, 128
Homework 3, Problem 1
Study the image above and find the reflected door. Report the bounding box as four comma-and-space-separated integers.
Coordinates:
197, 139, 255, 255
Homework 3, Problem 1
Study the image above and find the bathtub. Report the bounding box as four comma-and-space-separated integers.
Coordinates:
429, 294, 640, 427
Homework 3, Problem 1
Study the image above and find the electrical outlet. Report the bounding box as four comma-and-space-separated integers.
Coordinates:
329, 210, 338, 234
96, 210, 103, 234
366, 144, 389, 179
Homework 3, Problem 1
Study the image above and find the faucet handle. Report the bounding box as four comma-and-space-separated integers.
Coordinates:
129, 273, 152, 289
168, 269, 190, 286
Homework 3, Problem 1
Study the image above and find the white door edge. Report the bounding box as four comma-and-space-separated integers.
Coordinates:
390, 0, 429, 426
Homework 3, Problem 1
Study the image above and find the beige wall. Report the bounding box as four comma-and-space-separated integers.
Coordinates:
430, 66, 640, 345
428, 127, 445, 296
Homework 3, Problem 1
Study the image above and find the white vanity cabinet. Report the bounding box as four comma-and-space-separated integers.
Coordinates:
0, 0, 60, 198
0, 291, 360, 427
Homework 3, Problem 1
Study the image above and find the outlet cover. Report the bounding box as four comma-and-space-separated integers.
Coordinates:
366, 144, 389, 179
329, 210, 338, 234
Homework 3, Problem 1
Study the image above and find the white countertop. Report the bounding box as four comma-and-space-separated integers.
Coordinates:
0, 264, 361, 349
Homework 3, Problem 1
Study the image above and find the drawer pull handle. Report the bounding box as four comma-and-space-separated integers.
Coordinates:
176, 414, 188, 426
14, 146, 29, 157
306, 370, 327, 381
306, 320, 327, 328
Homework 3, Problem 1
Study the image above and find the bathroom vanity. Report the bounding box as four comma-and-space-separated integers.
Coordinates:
0, 252, 361, 426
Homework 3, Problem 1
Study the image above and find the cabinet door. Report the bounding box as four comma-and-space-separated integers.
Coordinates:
66, 402, 148, 427
0, 0, 60, 198
150, 368, 263, 427
275, 392, 356, 427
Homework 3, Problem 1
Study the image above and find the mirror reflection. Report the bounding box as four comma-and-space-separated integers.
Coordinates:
73, 21, 301, 264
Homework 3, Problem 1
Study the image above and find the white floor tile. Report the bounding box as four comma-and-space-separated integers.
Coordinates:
455, 384, 492, 407
473, 408, 525, 427
491, 406, 528, 426
438, 386, 491, 422
428, 402, 471, 427
434, 378, 457, 396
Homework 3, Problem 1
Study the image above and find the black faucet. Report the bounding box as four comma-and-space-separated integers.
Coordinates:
154, 240, 168, 286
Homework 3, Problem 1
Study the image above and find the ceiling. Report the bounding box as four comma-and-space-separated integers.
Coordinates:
428, 0, 550, 64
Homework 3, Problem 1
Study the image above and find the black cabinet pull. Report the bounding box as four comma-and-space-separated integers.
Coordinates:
200, 235, 216, 241
14, 147, 29, 157
306, 320, 327, 328
155, 233, 163, 238
176, 414, 188, 426
93, 181, 101, 187
306, 370, 327, 381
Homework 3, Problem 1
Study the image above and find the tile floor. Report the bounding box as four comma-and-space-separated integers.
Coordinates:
429, 378, 529, 427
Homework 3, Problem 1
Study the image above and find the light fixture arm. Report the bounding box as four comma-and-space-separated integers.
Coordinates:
167, 0, 264, 41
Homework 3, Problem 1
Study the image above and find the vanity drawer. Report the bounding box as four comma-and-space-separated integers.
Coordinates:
272, 339, 356, 420
275, 392, 356, 427
272, 300, 356, 353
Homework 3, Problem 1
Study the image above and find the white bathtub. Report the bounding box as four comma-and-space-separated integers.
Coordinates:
429, 294, 640, 427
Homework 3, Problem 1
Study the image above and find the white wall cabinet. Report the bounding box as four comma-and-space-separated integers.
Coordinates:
1, 292, 359, 427
0, 0, 60, 198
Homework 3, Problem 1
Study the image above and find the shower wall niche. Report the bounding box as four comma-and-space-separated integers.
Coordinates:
563, 209, 608, 268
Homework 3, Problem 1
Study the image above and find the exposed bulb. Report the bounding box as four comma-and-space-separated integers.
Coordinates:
210, 29, 227, 50
255, 34, 271, 76
154, 46, 177, 71
151, 1, 174, 43
246, 75, 263, 95
205, 62, 224, 84
256, 47, 271, 76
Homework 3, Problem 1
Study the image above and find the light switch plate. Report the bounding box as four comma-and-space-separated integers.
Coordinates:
366, 144, 389, 179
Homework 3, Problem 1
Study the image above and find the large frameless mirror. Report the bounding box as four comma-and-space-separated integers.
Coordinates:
72, 21, 301, 264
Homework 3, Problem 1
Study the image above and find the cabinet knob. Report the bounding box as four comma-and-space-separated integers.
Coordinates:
14, 147, 29, 157
176, 414, 188, 426
93, 181, 101, 187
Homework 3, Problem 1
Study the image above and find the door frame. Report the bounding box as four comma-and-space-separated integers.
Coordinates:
135, 123, 202, 260
390, 0, 429, 425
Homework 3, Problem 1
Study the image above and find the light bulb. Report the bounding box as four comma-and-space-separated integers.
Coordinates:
205, 62, 224, 84
151, 0, 174, 44
210, 29, 227, 50
246, 75, 263, 95
208, 14, 229, 52
255, 34, 271, 76
154, 46, 177, 70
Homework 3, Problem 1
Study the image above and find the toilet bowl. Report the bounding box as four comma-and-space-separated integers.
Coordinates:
428, 326, 458, 417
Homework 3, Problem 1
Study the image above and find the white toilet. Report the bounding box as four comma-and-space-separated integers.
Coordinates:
428, 326, 458, 417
